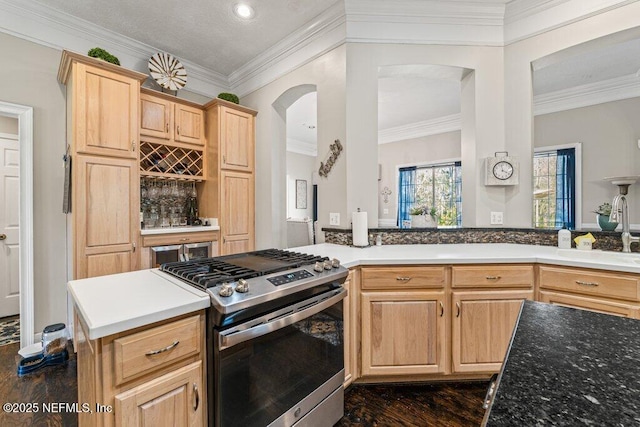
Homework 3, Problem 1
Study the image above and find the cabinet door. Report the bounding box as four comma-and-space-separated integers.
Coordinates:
539, 291, 636, 318
75, 155, 138, 279
361, 291, 446, 376
74, 63, 138, 159
220, 171, 254, 255
174, 104, 204, 146
140, 94, 172, 140
219, 106, 254, 172
451, 290, 533, 374
115, 361, 204, 427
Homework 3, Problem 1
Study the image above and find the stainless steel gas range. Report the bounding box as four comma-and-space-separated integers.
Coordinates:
160, 248, 348, 427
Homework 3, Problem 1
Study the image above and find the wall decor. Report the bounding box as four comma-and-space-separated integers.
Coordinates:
149, 52, 187, 92
318, 139, 343, 178
296, 179, 307, 209
381, 186, 392, 203
485, 151, 519, 186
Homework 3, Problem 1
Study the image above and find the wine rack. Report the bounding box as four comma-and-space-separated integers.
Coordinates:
139, 141, 204, 180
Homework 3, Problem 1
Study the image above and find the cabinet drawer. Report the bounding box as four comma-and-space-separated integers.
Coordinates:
114, 315, 201, 385
361, 266, 446, 290
539, 291, 637, 318
142, 231, 218, 247
451, 265, 533, 288
538, 265, 640, 302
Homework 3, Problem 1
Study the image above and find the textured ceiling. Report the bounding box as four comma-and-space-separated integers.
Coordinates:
33, 0, 339, 76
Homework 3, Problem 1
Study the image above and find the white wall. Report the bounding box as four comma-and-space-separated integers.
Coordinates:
345, 43, 504, 227
504, 3, 640, 227
241, 45, 346, 248
286, 151, 315, 219
0, 116, 18, 134
378, 131, 461, 223
534, 97, 640, 226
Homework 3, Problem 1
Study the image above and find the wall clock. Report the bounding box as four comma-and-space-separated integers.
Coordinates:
148, 52, 187, 91
485, 153, 519, 186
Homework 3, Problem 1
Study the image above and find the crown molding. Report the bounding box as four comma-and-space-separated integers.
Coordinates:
287, 138, 318, 157
378, 113, 461, 144
533, 73, 640, 116
229, 2, 347, 97
345, 0, 505, 46
504, 0, 638, 44
0, 0, 229, 97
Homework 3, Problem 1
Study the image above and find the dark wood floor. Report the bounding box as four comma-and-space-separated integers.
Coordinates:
0, 341, 487, 426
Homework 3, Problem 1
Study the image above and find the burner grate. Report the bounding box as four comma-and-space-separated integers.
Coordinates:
160, 249, 328, 290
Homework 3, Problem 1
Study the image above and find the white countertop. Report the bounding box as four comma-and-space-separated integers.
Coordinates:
68, 269, 210, 340
140, 225, 220, 235
291, 243, 640, 273
68, 243, 640, 340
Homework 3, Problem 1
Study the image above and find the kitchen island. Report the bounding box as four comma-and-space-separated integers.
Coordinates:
484, 300, 640, 425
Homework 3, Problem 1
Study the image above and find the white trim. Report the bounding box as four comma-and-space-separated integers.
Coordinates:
378, 114, 461, 144
286, 138, 318, 157
0, 132, 18, 141
0, 101, 34, 349
534, 142, 583, 230
533, 74, 640, 116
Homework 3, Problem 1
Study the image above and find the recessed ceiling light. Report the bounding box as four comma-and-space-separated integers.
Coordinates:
234, 3, 254, 19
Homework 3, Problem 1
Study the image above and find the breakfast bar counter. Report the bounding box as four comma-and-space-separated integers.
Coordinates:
483, 300, 640, 425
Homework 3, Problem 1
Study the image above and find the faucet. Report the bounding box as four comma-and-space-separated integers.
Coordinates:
609, 183, 640, 252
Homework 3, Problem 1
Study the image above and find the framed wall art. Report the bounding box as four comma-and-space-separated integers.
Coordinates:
296, 179, 307, 209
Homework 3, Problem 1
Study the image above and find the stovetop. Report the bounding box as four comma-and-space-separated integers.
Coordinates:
160, 249, 348, 316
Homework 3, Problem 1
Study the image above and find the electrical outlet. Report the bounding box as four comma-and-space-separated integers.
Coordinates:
329, 213, 340, 226
491, 211, 504, 225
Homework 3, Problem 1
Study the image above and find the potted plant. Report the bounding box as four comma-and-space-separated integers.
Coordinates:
87, 47, 120, 65
594, 202, 618, 231
409, 205, 437, 228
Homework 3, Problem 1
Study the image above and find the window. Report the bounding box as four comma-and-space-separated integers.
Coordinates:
398, 162, 461, 227
533, 147, 577, 229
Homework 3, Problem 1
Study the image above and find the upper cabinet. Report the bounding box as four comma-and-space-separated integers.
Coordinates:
140, 89, 204, 146
206, 100, 256, 173
59, 55, 143, 159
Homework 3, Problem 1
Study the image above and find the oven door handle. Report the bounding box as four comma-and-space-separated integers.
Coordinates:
219, 288, 347, 350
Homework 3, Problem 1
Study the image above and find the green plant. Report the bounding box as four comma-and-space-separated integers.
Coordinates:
594, 202, 612, 216
218, 93, 239, 104
409, 205, 437, 218
87, 48, 120, 65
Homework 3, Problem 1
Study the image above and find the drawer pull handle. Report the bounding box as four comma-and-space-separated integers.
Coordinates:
193, 383, 199, 411
456, 302, 461, 317
396, 277, 412, 282
145, 340, 179, 356
439, 301, 444, 317
179, 238, 189, 242
485, 276, 501, 280
575, 280, 599, 287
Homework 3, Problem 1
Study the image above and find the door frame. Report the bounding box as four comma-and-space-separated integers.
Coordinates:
0, 101, 34, 349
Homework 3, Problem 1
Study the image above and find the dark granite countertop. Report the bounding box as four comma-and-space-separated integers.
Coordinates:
485, 301, 640, 426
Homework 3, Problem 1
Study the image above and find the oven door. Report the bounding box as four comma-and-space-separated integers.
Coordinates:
214, 287, 346, 427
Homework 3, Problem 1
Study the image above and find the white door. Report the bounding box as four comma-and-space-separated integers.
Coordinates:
0, 134, 19, 317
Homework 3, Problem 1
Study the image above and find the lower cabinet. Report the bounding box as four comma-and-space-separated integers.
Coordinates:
539, 290, 637, 318
361, 290, 446, 376
75, 310, 207, 427
451, 290, 533, 373
115, 361, 204, 427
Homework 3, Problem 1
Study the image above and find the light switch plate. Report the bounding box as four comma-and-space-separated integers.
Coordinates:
491, 211, 504, 225
329, 213, 340, 226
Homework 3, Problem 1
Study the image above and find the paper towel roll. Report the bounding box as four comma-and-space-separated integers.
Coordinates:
352, 211, 368, 247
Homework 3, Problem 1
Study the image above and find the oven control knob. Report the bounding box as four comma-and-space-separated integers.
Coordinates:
331, 258, 341, 268
219, 283, 234, 297
323, 260, 333, 270
314, 261, 324, 272
235, 279, 249, 293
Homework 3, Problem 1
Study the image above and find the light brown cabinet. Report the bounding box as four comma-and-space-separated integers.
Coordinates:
451, 290, 533, 373
537, 265, 640, 318
59, 51, 146, 280
202, 99, 258, 255
140, 90, 205, 146
75, 311, 207, 427
360, 266, 447, 377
